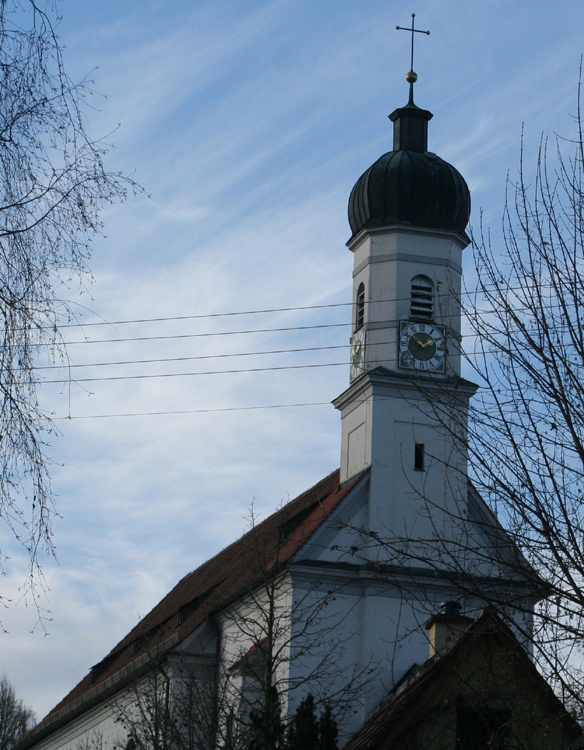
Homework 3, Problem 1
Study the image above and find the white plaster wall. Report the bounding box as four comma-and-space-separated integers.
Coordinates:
339, 377, 471, 552
174, 618, 219, 657
341, 224, 471, 493
28, 622, 220, 750
216, 573, 294, 717
367, 388, 469, 551
286, 583, 366, 736
28, 688, 135, 750
339, 393, 370, 483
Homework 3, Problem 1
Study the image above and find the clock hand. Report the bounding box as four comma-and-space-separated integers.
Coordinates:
412, 335, 435, 348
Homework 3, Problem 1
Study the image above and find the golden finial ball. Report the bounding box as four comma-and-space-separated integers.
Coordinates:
405, 70, 418, 84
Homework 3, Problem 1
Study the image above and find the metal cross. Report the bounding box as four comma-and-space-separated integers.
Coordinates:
396, 13, 430, 74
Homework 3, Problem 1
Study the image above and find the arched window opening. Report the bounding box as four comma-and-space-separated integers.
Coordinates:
355, 283, 365, 330
410, 275, 434, 320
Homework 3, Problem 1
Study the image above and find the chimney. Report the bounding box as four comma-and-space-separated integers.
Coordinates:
425, 601, 473, 657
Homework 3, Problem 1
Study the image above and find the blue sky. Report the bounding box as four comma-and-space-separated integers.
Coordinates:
3, 0, 584, 720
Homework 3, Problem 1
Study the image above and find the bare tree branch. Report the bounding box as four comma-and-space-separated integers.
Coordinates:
0, 0, 140, 613
0, 673, 35, 750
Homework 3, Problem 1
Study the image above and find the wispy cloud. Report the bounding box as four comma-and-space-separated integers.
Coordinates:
5, 0, 584, 721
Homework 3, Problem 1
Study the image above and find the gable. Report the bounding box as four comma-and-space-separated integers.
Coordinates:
467, 482, 538, 583
291, 473, 370, 567
344, 611, 581, 750
289, 476, 539, 614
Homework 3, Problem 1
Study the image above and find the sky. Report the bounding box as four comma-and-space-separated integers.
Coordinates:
2, 0, 584, 721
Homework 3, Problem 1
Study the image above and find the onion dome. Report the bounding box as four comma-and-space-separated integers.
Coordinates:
348, 99, 470, 241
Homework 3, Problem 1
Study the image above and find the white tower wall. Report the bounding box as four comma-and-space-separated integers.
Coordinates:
336, 220, 475, 559
350, 226, 465, 377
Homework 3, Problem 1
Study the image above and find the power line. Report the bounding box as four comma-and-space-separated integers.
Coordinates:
28, 322, 566, 378
42, 346, 551, 419
52, 281, 573, 331
37, 361, 348, 384
29, 332, 538, 381
52, 322, 351, 347
34, 344, 348, 371
57, 302, 354, 329
27, 299, 574, 350
34, 342, 495, 384
54, 402, 332, 420
29, 316, 518, 351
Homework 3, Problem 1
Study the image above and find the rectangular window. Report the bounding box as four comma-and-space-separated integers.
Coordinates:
355, 283, 365, 330
456, 708, 510, 750
414, 443, 425, 471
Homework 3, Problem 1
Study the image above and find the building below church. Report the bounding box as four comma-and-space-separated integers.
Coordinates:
18, 60, 583, 750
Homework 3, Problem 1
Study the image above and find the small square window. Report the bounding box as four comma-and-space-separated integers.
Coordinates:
414, 444, 425, 471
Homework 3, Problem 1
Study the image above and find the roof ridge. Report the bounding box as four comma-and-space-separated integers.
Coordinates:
96, 469, 342, 663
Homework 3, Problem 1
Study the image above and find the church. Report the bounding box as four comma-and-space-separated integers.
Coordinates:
17, 44, 583, 750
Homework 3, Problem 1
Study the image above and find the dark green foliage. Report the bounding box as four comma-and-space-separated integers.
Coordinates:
287, 695, 338, 750
317, 706, 338, 750
245, 691, 338, 750
287, 695, 319, 750
247, 686, 286, 750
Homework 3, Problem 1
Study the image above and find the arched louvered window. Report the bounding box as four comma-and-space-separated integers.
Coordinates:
410, 275, 434, 320
355, 283, 365, 331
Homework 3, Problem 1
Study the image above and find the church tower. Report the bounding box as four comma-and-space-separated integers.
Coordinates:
18, 28, 549, 750
333, 62, 477, 550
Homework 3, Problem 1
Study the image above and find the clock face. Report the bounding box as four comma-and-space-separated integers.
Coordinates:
399, 321, 446, 373
350, 328, 366, 381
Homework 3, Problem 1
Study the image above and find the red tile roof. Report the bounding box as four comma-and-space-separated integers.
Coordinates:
25, 468, 365, 746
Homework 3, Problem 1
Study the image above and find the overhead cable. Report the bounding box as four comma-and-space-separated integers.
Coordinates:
34, 344, 348, 371
51, 282, 569, 330
36, 361, 348, 384
34, 322, 352, 347
55, 402, 332, 420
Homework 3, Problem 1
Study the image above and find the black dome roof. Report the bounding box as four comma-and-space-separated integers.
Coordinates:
348, 101, 470, 240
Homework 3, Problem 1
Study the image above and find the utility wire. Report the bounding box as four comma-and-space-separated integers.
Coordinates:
31, 322, 351, 348
42, 347, 536, 419
37, 361, 348, 384
34, 344, 348, 371
27, 301, 576, 349
57, 302, 353, 329
20, 307, 561, 371
54, 402, 332, 420
51, 282, 571, 331
34, 344, 490, 384
29, 328, 546, 377
29, 319, 523, 351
